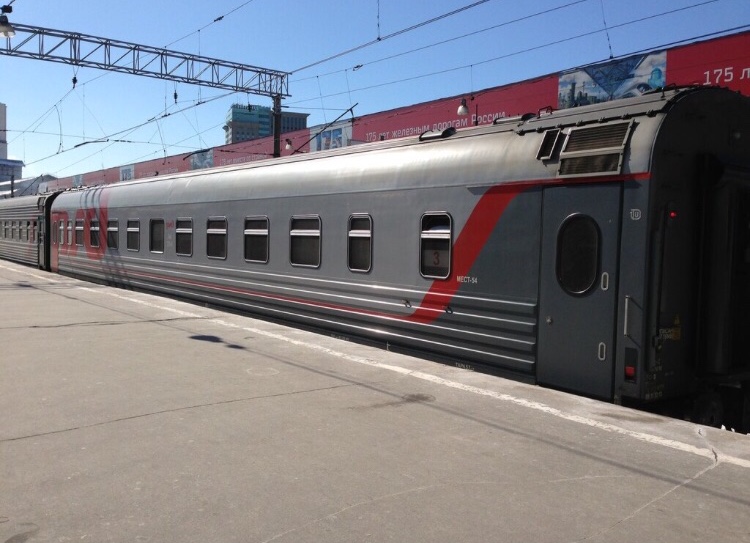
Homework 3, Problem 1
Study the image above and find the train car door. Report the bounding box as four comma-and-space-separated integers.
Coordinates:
50, 212, 64, 272
37, 197, 47, 271
537, 184, 621, 400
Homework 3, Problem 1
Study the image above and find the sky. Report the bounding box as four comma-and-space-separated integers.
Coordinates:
1, 0, 749, 179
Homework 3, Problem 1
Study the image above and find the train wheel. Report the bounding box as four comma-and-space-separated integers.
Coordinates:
692, 391, 724, 428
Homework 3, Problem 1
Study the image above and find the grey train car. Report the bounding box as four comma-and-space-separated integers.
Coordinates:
0, 192, 59, 269
3, 87, 750, 429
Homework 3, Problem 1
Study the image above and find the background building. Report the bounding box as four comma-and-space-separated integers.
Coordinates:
223, 104, 309, 144
0, 102, 26, 198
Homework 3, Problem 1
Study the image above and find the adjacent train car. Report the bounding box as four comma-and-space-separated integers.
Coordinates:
0, 192, 59, 269
4, 86, 750, 429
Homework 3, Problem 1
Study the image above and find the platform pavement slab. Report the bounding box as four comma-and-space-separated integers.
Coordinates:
1, 261, 749, 543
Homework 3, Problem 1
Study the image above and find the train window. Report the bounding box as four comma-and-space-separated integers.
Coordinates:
207, 217, 227, 259
150, 219, 165, 253
75, 219, 84, 246
90, 219, 100, 248
107, 220, 119, 249
290, 216, 321, 268
58, 221, 64, 245
244, 216, 269, 263
557, 214, 600, 295
348, 215, 372, 272
175, 218, 193, 257
420, 213, 452, 279
127, 220, 140, 251
67, 220, 73, 245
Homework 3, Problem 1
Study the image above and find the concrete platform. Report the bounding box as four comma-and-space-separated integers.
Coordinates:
1, 260, 749, 543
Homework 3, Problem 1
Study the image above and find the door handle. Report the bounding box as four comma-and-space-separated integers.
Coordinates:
624, 295, 631, 338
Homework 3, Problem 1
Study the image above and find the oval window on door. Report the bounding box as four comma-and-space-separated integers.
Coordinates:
557, 214, 600, 295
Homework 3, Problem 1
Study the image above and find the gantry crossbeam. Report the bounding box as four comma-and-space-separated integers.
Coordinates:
1, 23, 290, 97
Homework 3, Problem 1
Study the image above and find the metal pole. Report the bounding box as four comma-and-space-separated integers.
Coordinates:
10, 173, 13, 197
272, 94, 282, 158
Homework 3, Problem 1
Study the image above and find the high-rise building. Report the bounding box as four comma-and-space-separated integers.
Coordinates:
0, 102, 25, 196
1, 102, 8, 160
222, 104, 309, 145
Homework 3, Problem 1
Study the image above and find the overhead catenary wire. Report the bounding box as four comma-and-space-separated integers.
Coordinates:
291, 0, 589, 84
13, 0, 740, 177
8, 0, 263, 167
287, 2, 730, 108
163, 0, 260, 48
291, 0, 493, 73
24, 90, 235, 168
46, 18, 747, 177
289, 21, 748, 111
15, 0, 572, 159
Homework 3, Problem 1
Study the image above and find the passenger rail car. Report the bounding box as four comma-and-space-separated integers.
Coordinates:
2, 87, 749, 430
0, 192, 59, 268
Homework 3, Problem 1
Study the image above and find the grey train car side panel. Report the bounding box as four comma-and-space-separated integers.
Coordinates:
37, 87, 750, 418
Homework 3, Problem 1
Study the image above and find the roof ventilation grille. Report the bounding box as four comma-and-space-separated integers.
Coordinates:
557, 120, 634, 177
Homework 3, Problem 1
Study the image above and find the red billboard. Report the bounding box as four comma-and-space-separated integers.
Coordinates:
667, 31, 750, 96
352, 76, 559, 144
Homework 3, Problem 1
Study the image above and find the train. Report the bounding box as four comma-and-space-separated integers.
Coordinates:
2, 86, 749, 430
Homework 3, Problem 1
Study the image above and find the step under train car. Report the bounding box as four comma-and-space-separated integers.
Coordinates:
3, 86, 749, 430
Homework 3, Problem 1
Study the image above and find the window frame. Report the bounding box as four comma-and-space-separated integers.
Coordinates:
175, 218, 193, 257
347, 214, 372, 273
289, 215, 321, 268
419, 212, 452, 280
206, 217, 228, 260
126, 219, 140, 252
74, 218, 84, 246
89, 218, 100, 248
150, 219, 165, 254
244, 216, 269, 264
107, 219, 119, 249
556, 213, 601, 296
